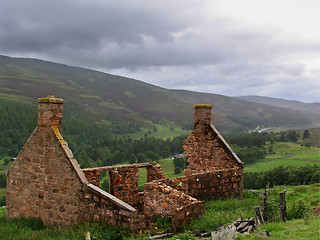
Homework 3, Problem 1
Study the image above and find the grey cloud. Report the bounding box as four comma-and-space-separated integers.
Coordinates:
0, 0, 197, 54
0, 0, 319, 102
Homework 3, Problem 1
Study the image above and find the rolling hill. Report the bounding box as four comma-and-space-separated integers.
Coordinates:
0, 54, 318, 132
237, 95, 319, 114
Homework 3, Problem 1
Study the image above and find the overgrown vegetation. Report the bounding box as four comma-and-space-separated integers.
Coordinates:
1, 184, 319, 239
0, 207, 129, 240
245, 165, 320, 189
173, 156, 187, 174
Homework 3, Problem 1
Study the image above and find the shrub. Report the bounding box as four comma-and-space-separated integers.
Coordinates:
0, 173, 6, 188
174, 166, 182, 174
288, 200, 307, 220
152, 214, 172, 229
244, 165, 320, 189
264, 199, 280, 222
0, 195, 5, 206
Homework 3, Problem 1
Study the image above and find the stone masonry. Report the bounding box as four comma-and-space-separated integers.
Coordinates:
182, 104, 244, 199
6, 97, 243, 231
6, 96, 145, 231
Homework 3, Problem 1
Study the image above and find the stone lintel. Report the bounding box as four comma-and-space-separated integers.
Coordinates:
82, 162, 155, 173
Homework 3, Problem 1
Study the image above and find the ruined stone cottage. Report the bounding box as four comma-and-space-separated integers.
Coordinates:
6, 97, 243, 231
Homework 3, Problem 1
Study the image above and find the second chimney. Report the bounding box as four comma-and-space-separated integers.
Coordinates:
37, 96, 64, 129
194, 104, 213, 127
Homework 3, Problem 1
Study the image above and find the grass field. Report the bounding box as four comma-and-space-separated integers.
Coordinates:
118, 123, 190, 140
137, 158, 183, 189
245, 142, 320, 173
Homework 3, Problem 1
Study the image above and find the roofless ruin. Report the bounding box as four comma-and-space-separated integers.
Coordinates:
6, 96, 244, 231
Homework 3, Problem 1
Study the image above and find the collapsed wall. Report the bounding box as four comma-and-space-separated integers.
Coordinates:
144, 180, 204, 229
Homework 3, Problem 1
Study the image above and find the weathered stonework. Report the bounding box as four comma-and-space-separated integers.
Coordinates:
6, 97, 87, 227
6, 97, 144, 230
146, 164, 166, 182
160, 169, 243, 200
83, 169, 100, 187
182, 104, 244, 199
109, 166, 139, 206
144, 180, 204, 229
6, 98, 243, 231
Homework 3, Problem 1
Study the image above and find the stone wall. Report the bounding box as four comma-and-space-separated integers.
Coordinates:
83, 184, 145, 232
161, 168, 244, 200
183, 104, 244, 177
6, 96, 145, 230
143, 180, 204, 229
146, 164, 166, 182
6, 126, 86, 227
83, 169, 100, 187
109, 166, 139, 206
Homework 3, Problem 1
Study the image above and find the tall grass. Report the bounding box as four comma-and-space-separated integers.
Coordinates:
0, 208, 129, 240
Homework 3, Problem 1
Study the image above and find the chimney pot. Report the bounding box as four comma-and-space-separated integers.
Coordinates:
37, 96, 64, 129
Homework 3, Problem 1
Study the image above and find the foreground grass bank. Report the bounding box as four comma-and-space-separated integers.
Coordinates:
1, 184, 319, 239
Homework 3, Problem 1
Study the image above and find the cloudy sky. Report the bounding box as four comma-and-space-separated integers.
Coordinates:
0, 0, 319, 102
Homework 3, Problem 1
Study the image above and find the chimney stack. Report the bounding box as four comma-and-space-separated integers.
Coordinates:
194, 104, 213, 127
37, 96, 64, 129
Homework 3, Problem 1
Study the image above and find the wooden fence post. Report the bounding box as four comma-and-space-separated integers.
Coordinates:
279, 189, 287, 222
254, 206, 264, 227
261, 185, 269, 222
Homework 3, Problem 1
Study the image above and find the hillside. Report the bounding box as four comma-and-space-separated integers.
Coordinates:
237, 95, 319, 114
0, 55, 318, 132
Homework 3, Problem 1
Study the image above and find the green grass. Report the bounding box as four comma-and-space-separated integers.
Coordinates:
238, 217, 320, 239
138, 167, 147, 189
183, 192, 259, 233
118, 123, 190, 140
0, 209, 129, 240
245, 142, 320, 173
158, 158, 184, 179
137, 158, 183, 189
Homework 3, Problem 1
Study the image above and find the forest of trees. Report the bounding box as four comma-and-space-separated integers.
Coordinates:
0, 98, 317, 189
0, 98, 186, 168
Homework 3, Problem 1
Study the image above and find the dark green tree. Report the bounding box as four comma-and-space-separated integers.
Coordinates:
303, 130, 310, 139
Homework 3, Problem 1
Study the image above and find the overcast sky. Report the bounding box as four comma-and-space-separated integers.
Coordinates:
0, 0, 319, 102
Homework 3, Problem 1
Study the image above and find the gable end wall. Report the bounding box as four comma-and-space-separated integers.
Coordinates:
6, 127, 85, 227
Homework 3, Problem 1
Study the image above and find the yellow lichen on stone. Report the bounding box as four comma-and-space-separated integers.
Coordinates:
51, 125, 74, 159
38, 96, 64, 103
194, 104, 213, 109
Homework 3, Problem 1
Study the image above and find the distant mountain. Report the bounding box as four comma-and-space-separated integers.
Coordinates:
237, 95, 319, 114
0, 55, 318, 132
